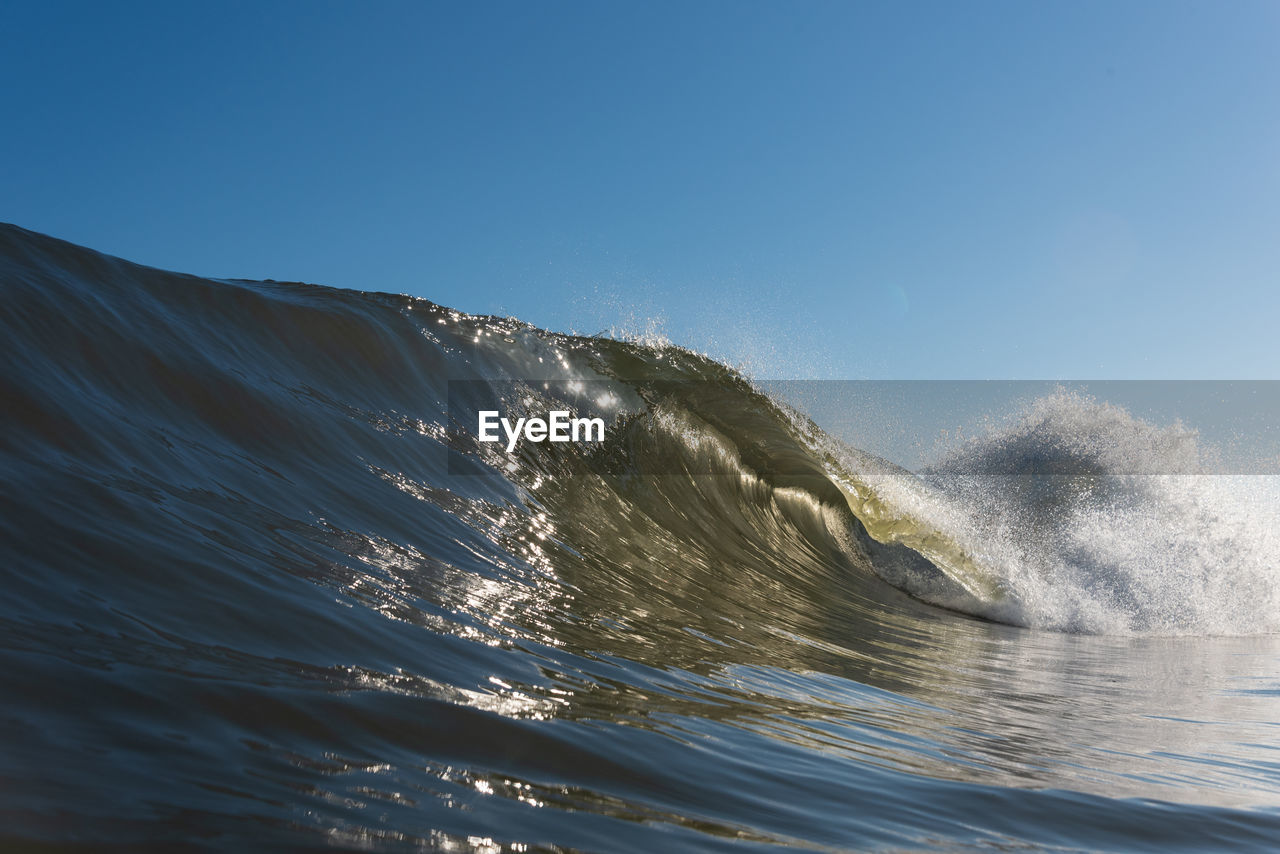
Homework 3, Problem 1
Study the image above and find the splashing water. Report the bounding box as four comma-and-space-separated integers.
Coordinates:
826, 391, 1280, 634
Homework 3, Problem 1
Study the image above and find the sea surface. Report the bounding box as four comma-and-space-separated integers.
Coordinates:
2, 223, 1279, 851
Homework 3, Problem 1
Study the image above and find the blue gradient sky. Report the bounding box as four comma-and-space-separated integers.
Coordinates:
3, 1, 1277, 378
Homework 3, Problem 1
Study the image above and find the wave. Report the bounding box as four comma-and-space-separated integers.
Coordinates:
6, 223, 1280, 849
1, 223, 1274, 649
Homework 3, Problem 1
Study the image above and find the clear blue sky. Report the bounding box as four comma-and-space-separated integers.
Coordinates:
3, 1, 1277, 378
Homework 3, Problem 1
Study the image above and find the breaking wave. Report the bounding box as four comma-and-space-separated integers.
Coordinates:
3, 223, 1278, 851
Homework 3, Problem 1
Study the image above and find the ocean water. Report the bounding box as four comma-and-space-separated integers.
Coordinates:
2, 223, 1279, 851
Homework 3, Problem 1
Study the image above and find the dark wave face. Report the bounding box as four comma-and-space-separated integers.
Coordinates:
2, 223, 1279, 852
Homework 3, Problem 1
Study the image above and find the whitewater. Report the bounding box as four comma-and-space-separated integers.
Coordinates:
2, 223, 1279, 852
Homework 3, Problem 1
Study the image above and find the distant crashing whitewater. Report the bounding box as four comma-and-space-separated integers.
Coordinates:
826, 392, 1280, 635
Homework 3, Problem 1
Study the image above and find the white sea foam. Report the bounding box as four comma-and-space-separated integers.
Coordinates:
840, 391, 1280, 635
